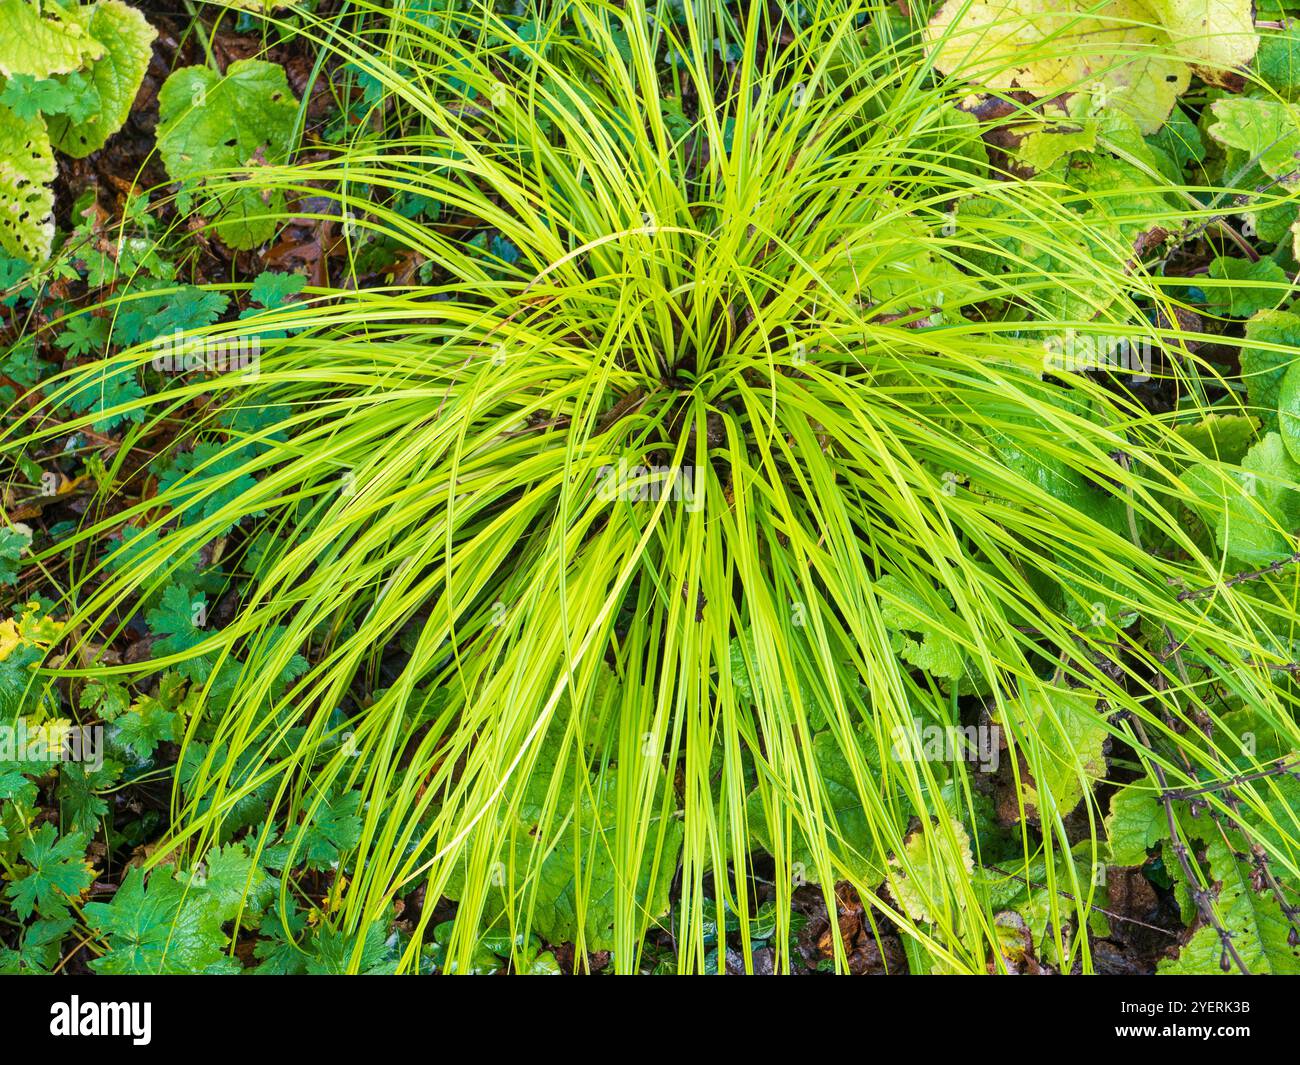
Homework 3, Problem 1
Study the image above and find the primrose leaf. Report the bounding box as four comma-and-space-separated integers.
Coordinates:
156, 59, 299, 249
0, 100, 56, 263
1105, 784, 1168, 866
1256, 16, 1300, 98
1279, 360, 1300, 465
4, 824, 93, 920
889, 816, 975, 925
997, 689, 1108, 819
1175, 414, 1259, 464
1205, 256, 1289, 318
1241, 310, 1300, 430
0, 0, 104, 79
1188, 433, 1300, 564
47, 0, 157, 158
1158, 839, 1300, 974
875, 574, 965, 680
1207, 97, 1300, 178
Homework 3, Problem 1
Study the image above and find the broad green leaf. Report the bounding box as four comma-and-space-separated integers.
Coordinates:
525, 767, 683, 952
998, 689, 1108, 818
1207, 97, 1300, 177
746, 725, 888, 885
1105, 784, 1168, 865
1256, 15, 1300, 99
83, 866, 240, 974
1158, 839, 1300, 973
1016, 123, 1098, 172
1188, 432, 1300, 564
47, 0, 156, 158
1204, 255, 1289, 318
0, 523, 31, 585
0, 101, 55, 262
1241, 309, 1300, 429
156, 59, 299, 249
1279, 359, 1300, 464
875, 574, 965, 680
1175, 413, 1259, 464
0, 0, 103, 79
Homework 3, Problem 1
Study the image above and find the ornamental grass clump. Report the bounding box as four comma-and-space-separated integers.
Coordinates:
6, 0, 1300, 973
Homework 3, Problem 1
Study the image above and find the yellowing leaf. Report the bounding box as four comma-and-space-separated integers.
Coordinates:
889, 816, 975, 925
926, 0, 1189, 134
47, 0, 157, 158
0, 0, 103, 79
0, 100, 55, 262
1145, 0, 1258, 85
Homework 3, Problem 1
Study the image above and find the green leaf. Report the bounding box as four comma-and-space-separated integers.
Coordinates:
889, 816, 975, 925
248, 269, 306, 308
156, 59, 299, 249
0, 73, 83, 121
1241, 310, 1300, 430
876, 574, 965, 680
185, 841, 274, 922
261, 789, 363, 871
1158, 838, 1300, 974
1279, 359, 1300, 464
0, 0, 104, 79
4, 824, 92, 920
1105, 784, 1168, 866
746, 725, 887, 884
1256, 16, 1300, 99
1207, 97, 1300, 178
997, 689, 1108, 818
47, 0, 157, 158
0, 100, 55, 262
112, 689, 184, 760
1204, 256, 1289, 318
83, 866, 239, 974
57, 759, 116, 837
0, 917, 73, 974
57, 361, 145, 431
55, 312, 110, 357
155, 441, 262, 534
523, 766, 683, 951
306, 923, 396, 975
1188, 432, 1300, 564
1174, 413, 1259, 464
0, 524, 31, 585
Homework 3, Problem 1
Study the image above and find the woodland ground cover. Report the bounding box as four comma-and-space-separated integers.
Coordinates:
1, 0, 1300, 976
